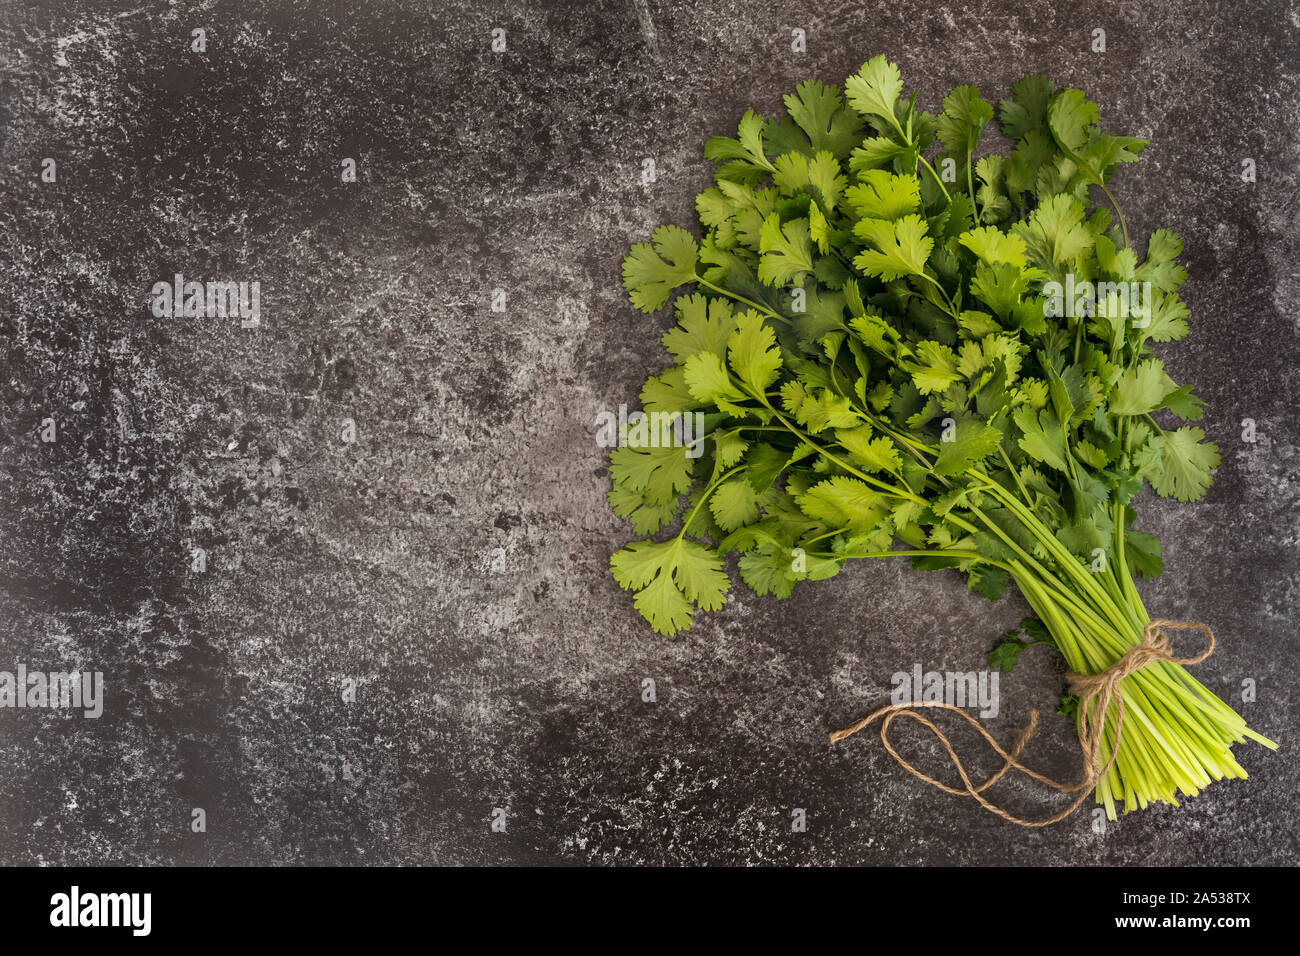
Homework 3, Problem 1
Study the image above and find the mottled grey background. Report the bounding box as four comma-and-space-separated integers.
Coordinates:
1, 0, 1297, 866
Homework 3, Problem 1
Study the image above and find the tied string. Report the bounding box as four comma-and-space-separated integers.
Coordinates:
828, 619, 1216, 827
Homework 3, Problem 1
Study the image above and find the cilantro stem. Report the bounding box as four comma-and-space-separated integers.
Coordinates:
799, 527, 849, 548
966, 150, 978, 222
825, 548, 989, 563
799, 518, 984, 565
880, 108, 952, 204
996, 446, 1037, 510
918, 156, 953, 203
725, 424, 798, 436
1062, 428, 1082, 485
677, 464, 746, 540
695, 276, 793, 326
845, 398, 937, 466
1113, 500, 1143, 615
971, 474, 1135, 633
916, 272, 960, 318
753, 395, 925, 505
1098, 182, 1131, 250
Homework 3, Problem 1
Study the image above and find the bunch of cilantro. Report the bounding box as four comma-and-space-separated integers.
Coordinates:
608, 57, 1274, 817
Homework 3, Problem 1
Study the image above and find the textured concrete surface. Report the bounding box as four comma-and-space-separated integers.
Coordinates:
1, 0, 1297, 865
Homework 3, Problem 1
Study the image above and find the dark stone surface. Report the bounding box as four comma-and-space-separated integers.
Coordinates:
1, 0, 1297, 865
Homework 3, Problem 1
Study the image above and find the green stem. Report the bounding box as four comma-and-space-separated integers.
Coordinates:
882, 108, 952, 203
966, 150, 978, 221
1098, 182, 1130, 249
916, 272, 960, 318
756, 398, 924, 505
815, 548, 988, 563
676, 465, 745, 540
918, 156, 953, 203
696, 276, 792, 326
997, 446, 1036, 510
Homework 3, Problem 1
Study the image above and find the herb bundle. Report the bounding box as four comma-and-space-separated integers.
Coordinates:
607, 57, 1275, 818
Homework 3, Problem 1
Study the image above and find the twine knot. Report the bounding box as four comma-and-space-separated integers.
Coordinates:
828, 619, 1215, 827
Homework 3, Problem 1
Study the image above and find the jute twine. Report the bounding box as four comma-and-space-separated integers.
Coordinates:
828, 619, 1216, 827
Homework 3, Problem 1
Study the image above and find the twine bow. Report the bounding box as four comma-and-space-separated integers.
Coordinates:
828, 619, 1216, 827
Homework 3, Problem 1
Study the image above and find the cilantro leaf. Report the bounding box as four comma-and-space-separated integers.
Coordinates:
780, 79, 864, 157
709, 476, 763, 531
1124, 528, 1165, 578
796, 476, 889, 530
836, 424, 903, 474
623, 225, 700, 312
970, 260, 1044, 321
1013, 194, 1093, 268
936, 84, 994, 157
745, 442, 791, 492
641, 366, 701, 414
704, 109, 776, 172
758, 214, 815, 287
1110, 358, 1178, 416
609, 441, 696, 506
608, 485, 680, 536
959, 226, 1028, 268
853, 214, 934, 281
684, 350, 748, 411
849, 136, 909, 178
728, 310, 784, 395
1021, 617, 1052, 643
934, 417, 1003, 476
793, 388, 859, 432
844, 55, 904, 124
611, 538, 730, 636
1137, 426, 1220, 502
902, 340, 962, 394
845, 170, 922, 221
1045, 89, 1099, 154
1135, 228, 1188, 293
988, 629, 1029, 670
1014, 405, 1070, 473
967, 564, 1009, 601
773, 151, 847, 212
1157, 384, 1205, 421
663, 294, 734, 363
1047, 89, 1146, 183
1142, 291, 1191, 343
998, 75, 1054, 140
